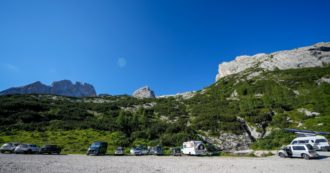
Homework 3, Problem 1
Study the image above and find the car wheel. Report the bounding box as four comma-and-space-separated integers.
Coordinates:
0, 151, 4, 154
279, 153, 286, 158
302, 154, 310, 160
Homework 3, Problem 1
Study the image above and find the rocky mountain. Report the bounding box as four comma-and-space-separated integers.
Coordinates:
0, 80, 97, 97
216, 42, 330, 81
132, 86, 156, 98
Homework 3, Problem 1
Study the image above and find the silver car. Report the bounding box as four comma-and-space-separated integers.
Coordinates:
0, 143, 20, 153
14, 144, 40, 154
278, 144, 319, 160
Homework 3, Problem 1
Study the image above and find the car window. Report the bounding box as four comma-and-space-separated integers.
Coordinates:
298, 140, 307, 144
292, 141, 297, 144
3, 143, 12, 147
292, 146, 306, 150
311, 140, 314, 143
315, 139, 327, 143
29, 145, 37, 147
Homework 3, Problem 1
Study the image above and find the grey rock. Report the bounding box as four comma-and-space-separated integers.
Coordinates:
0, 80, 97, 97
316, 77, 330, 85
0, 81, 51, 95
216, 42, 330, 81
298, 108, 320, 117
51, 80, 96, 97
132, 86, 156, 99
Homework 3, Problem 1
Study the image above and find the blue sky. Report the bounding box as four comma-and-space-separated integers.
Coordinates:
1, 0, 330, 95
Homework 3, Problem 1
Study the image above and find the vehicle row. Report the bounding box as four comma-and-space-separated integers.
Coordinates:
0, 143, 61, 154
277, 135, 330, 160
86, 140, 207, 156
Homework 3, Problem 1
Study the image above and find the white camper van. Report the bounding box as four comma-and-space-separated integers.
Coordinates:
181, 141, 206, 155
290, 136, 330, 151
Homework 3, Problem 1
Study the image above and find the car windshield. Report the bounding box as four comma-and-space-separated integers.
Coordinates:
91, 143, 101, 148
2, 143, 12, 147
315, 139, 327, 143
306, 144, 314, 150
29, 144, 37, 147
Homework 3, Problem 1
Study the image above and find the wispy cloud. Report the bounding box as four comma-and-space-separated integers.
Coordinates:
117, 58, 127, 68
3, 63, 19, 71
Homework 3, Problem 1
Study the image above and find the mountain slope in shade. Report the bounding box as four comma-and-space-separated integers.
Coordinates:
0, 80, 97, 97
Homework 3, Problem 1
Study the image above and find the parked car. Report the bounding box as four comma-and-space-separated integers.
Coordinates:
149, 146, 163, 155
0, 142, 20, 153
14, 144, 40, 154
87, 142, 108, 156
114, 147, 124, 155
171, 147, 182, 156
130, 146, 149, 155
290, 136, 330, 151
278, 144, 319, 160
39, 145, 61, 154
181, 141, 206, 155
130, 147, 142, 155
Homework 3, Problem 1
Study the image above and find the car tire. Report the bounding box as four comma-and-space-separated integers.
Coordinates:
302, 154, 310, 160
279, 153, 286, 158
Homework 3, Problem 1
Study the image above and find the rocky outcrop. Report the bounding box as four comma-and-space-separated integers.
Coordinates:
158, 91, 196, 99
0, 81, 51, 95
216, 42, 330, 81
132, 86, 156, 99
51, 80, 96, 97
200, 132, 252, 151
0, 80, 97, 97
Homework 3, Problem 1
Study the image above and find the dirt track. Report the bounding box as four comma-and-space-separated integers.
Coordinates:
0, 152, 329, 173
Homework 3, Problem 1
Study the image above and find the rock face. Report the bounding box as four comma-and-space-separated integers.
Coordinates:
200, 132, 252, 151
51, 80, 96, 97
0, 81, 51, 95
132, 86, 156, 99
0, 80, 97, 97
216, 42, 330, 81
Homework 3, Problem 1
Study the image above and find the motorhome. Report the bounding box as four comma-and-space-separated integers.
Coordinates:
181, 141, 206, 155
290, 136, 330, 151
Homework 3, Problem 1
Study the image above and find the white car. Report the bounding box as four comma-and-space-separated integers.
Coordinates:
278, 144, 319, 160
14, 144, 40, 154
290, 136, 330, 151
181, 141, 206, 155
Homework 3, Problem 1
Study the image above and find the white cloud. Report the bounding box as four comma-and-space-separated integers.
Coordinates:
3, 63, 19, 71
117, 58, 127, 68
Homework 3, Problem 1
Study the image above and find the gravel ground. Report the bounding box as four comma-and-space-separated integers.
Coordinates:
0, 152, 329, 173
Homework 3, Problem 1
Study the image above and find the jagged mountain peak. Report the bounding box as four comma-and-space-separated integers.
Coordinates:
0, 80, 97, 97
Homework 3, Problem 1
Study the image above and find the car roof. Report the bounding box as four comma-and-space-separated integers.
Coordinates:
289, 144, 308, 147
294, 135, 326, 140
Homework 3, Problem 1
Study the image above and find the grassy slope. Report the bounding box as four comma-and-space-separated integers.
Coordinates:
0, 66, 329, 152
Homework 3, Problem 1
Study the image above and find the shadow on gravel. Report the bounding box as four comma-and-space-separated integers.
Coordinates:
315, 155, 329, 160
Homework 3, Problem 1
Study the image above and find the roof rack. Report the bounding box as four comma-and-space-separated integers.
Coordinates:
284, 128, 330, 137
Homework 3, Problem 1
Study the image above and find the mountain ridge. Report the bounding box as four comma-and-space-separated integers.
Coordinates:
216, 42, 330, 81
0, 80, 97, 97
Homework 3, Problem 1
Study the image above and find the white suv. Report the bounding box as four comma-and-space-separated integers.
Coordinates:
278, 144, 319, 160
290, 136, 330, 151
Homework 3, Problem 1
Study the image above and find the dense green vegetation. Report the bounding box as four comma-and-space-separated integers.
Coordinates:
0, 66, 329, 152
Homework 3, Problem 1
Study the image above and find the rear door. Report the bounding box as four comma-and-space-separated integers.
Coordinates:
292, 146, 305, 157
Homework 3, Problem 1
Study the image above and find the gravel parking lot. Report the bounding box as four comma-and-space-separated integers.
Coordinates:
0, 152, 329, 173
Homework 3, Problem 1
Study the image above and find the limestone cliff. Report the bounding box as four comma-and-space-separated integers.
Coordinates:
216, 42, 330, 81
